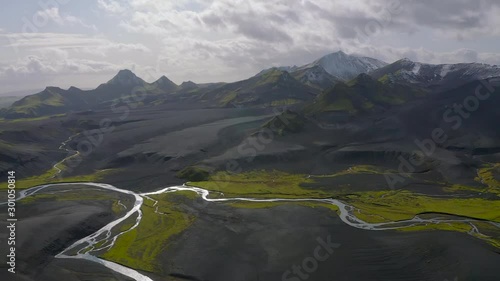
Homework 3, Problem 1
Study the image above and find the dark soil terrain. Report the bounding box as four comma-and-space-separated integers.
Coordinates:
0, 185, 136, 281
161, 201, 500, 281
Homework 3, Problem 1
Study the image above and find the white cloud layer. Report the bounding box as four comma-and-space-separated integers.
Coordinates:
0, 0, 500, 93
35, 7, 96, 30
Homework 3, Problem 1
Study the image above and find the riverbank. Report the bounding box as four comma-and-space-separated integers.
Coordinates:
3, 181, 499, 281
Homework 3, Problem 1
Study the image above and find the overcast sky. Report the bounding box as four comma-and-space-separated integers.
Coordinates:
1, 0, 500, 94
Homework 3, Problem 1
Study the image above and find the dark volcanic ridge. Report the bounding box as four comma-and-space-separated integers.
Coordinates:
2, 51, 500, 120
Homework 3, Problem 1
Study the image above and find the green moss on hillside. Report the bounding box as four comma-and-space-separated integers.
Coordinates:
0, 168, 116, 190
220, 91, 238, 106
177, 166, 211, 181
306, 74, 425, 115
269, 98, 302, 106
323, 98, 355, 112
11, 89, 65, 115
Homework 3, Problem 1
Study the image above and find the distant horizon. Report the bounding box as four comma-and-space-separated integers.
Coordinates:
2, 49, 500, 97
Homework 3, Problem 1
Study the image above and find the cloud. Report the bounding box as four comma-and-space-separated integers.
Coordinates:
396, 0, 500, 38
3, 0, 500, 92
2, 33, 150, 55
0, 55, 121, 76
112, 0, 500, 80
0, 53, 126, 92
97, 0, 126, 14
0, 32, 154, 92
113, 0, 500, 45
35, 7, 97, 30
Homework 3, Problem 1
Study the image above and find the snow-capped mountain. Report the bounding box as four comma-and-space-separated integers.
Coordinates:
305, 51, 388, 81
371, 58, 500, 91
255, 51, 387, 90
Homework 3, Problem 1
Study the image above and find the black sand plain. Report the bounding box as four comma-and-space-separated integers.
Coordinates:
1, 187, 499, 281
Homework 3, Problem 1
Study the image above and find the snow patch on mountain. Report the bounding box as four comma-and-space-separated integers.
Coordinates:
310, 51, 387, 80
412, 63, 421, 75
440, 64, 451, 78
256, 51, 387, 82
301, 65, 333, 82
374, 58, 500, 90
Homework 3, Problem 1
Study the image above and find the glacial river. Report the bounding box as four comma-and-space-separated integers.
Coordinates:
12, 181, 498, 281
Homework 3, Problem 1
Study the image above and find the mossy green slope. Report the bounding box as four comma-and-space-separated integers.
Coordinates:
0, 167, 116, 190
201, 68, 316, 108
305, 73, 425, 115
1, 87, 87, 119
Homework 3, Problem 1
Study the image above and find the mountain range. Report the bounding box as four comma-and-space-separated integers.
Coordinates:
1, 51, 499, 119
371, 58, 500, 92
4, 50, 499, 182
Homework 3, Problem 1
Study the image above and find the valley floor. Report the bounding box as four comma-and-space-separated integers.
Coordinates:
1, 105, 500, 281
1, 171, 499, 281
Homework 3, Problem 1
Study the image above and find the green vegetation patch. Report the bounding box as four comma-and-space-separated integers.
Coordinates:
257, 69, 285, 85
227, 201, 339, 213
475, 163, 500, 194
0, 139, 14, 148
316, 165, 397, 178
398, 221, 473, 233
191, 170, 331, 199
101, 192, 196, 274
361, 101, 375, 110
347, 190, 500, 223
378, 74, 391, 84
19, 189, 117, 204
269, 99, 302, 107
345, 189, 500, 248
176, 166, 211, 181
2, 113, 67, 123
0, 168, 116, 190
323, 98, 355, 112
397, 220, 500, 248
9, 89, 65, 116
220, 91, 238, 106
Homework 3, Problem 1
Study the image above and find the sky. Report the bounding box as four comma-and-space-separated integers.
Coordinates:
1, 0, 500, 94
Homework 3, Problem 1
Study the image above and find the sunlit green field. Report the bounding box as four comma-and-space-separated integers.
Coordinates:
101, 191, 197, 273
0, 167, 115, 190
